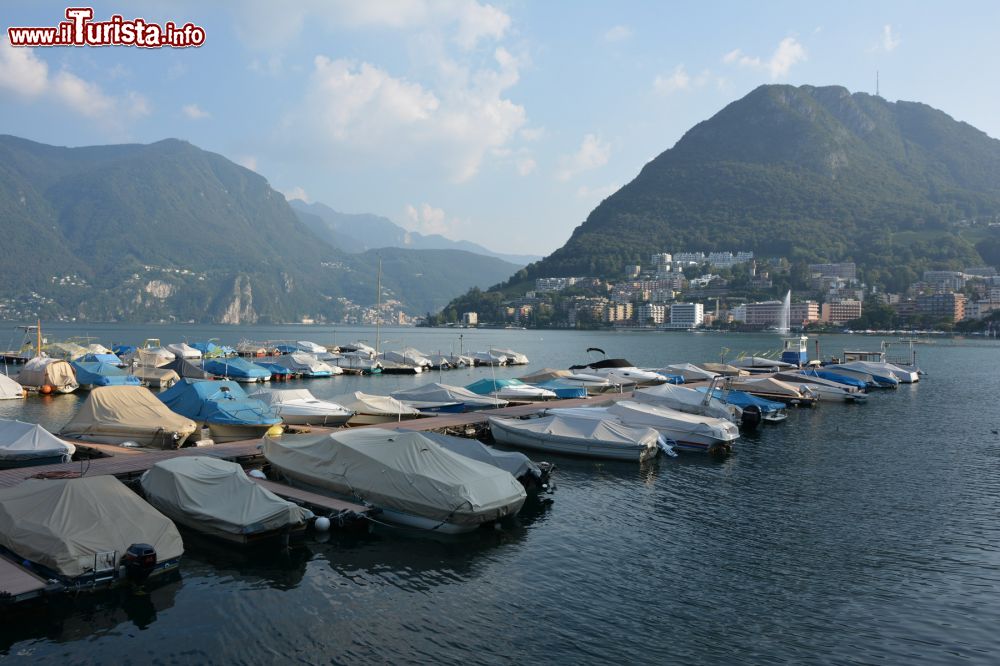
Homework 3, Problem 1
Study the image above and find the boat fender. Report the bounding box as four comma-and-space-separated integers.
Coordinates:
314, 516, 331, 532
247, 469, 267, 480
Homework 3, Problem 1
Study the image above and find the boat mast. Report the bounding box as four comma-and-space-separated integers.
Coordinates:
375, 256, 382, 356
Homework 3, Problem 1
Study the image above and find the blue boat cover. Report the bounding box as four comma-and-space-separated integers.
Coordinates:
256, 362, 294, 376
800, 369, 868, 390
202, 357, 271, 380
112, 344, 136, 358
191, 341, 225, 357
824, 364, 897, 387
698, 387, 785, 414
70, 361, 142, 387
465, 378, 523, 395
80, 353, 124, 366
660, 374, 685, 385
534, 380, 588, 399
158, 379, 280, 426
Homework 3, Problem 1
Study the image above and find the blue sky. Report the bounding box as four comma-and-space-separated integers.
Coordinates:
1, 1, 997, 255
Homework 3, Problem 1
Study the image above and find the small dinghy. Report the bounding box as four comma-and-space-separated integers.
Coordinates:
264, 428, 526, 534
0, 419, 75, 468
140, 457, 312, 546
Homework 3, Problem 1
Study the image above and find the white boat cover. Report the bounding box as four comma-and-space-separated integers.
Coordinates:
633, 383, 738, 422
773, 371, 860, 393
86, 343, 113, 355
518, 368, 610, 387
730, 377, 805, 397
834, 360, 913, 382
550, 401, 739, 442
420, 432, 540, 480
249, 388, 352, 416
490, 414, 661, 451
733, 356, 795, 369
59, 386, 197, 447
165, 343, 202, 359
490, 348, 529, 364
660, 363, 719, 381
131, 365, 181, 386
378, 350, 430, 368
46, 342, 88, 360
0, 373, 24, 399
141, 457, 311, 538
334, 392, 421, 417
263, 429, 526, 527
296, 341, 328, 354
0, 475, 184, 578
0, 419, 75, 462
697, 363, 748, 377
274, 352, 338, 374
17, 357, 78, 390
390, 383, 508, 409
133, 348, 174, 368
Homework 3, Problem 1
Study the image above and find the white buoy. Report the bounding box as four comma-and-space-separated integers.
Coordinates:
248, 469, 266, 479
314, 516, 331, 532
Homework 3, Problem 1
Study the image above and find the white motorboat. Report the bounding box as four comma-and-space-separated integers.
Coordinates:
0, 373, 25, 400
489, 414, 665, 462
391, 382, 508, 411
263, 428, 526, 534
518, 368, 618, 394
834, 360, 916, 384
249, 388, 353, 426
568, 358, 667, 386
632, 382, 743, 424
380, 348, 433, 369
547, 401, 739, 454
471, 350, 508, 366
465, 378, 557, 402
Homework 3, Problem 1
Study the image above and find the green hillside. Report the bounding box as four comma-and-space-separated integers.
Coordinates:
516, 85, 1000, 290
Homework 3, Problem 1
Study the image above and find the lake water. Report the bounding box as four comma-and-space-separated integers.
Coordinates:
1, 324, 999, 664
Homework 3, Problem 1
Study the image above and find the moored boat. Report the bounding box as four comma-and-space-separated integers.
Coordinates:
140, 457, 312, 546
0, 374, 25, 400
465, 378, 557, 402
165, 342, 203, 360
158, 379, 281, 443
60, 386, 198, 449
70, 360, 142, 389
570, 358, 668, 386
16, 356, 79, 394
390, 382, 508, 411
248, 388, 353, 426
489, 413, 666, 462
202, 357, 272, 383
0, 419, 75, 468
333, 392, 423, 425
263, 428, 527, 534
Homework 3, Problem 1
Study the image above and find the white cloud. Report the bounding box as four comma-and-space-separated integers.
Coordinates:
282, 186, 309, 202
556, 134, 611, 182
0, 38, 149, 125
182, 103, 210, 120
722, 37, 806, 79
882, 24, 901, 52
289, 45, 526, 182
516, 156, 536, 176
405, 202, 461, 236
653, 65, 691, 95
577, 183, 620, 200
453, 1, 510, 50
520, 126, 545, 141
604, 25, 632, 43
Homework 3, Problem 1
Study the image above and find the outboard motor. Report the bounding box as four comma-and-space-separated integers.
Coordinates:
740, 405, 762, 430
122, 543, 157, 583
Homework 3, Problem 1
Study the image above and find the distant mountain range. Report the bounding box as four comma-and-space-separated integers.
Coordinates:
498, 84, 1000, 294
290, 200, 541, 266
0, 135, 519, 322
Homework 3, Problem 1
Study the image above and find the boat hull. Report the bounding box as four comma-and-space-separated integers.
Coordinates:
346, 413, 424, 426
275, 410, 352, 426
206, 422, 280, 443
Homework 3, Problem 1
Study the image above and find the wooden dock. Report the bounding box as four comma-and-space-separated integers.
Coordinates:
251, 477, 369, 519
0, 557, 52, 604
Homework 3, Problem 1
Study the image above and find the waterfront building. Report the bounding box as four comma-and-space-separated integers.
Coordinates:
916, 292, 966, 322
669, 302, 704, 328
637, 303, 666, 325
820, 299, 862, 325
462, 312, 478, 326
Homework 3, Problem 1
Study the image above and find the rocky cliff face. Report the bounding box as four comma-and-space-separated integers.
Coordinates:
218, 275, 257, 325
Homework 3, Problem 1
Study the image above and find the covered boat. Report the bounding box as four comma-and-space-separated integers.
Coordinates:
131, 364, 180, 388
140, 457, 312, 545
796, 368, 869, 391
273, 352, 339, 377
773, 371, 868, 403
390, 382, 508, 411
164, 356, 215, 380
490, 348, 529, 365
379, 348, 432, 369
518, 368, 616, 394
0, 475, 183, 586
191, 341, 227, 358
248, 388, 353, 426
659, 363, 719, 383
263, 428, 526, 533
471, 350, 508, 366
124, 340, 175, 367
732, 356, 796, 372
0, 419, 75, 467
16, 357, 79, 394
729, 377, 819, 405
333, 392, 423, 425
632, 382, 746, 425
465, 378, 557, 401
532, 380, 588, 399
696, 362, 749, 377
45, 341, 88, 360
420, 432, 552, 493
80, 352, 125, 367
489, 414, 665, 461
70, 360, 142, 389
295, 340, 328, 355
697, 388, 788, 423
0, 373, 25, 400
828, 361, 907, 386
569, 358, 667, 386
548, 401, 739, 454
60, 386, 198, 449
158, 379, 281, 443
202, 357, 272, 383
165, 342, 202, 360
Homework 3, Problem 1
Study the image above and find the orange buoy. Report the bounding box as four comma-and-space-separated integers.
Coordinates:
39, 384, 53, 395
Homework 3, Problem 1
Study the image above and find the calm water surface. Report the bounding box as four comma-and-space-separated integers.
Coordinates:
1, 324, 999, 664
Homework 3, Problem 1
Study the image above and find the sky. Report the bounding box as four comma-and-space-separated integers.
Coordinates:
1, 1, 998, 255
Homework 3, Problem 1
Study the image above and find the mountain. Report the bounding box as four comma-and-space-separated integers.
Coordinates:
291, 199, 541, 266
0, 135, 520, 322
513, 84, 1000, 292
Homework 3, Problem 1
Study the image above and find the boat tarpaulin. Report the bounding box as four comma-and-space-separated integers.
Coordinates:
0, 374, 24, 400
158, 379, 280, 426
660, 363, 719, 381
391, 383, 508, 409
491, 414, 661, 448
141, 457, 311, 537
0, 419, 75, 461
17, 357, 77, 389
202, 357, 271, 380
60, 386, 197, 446
70, 361, 141, 387
333, 392, 421, 417
0, 475, 183, 578
263, 428, 525, 527
421, 431, 540, 480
